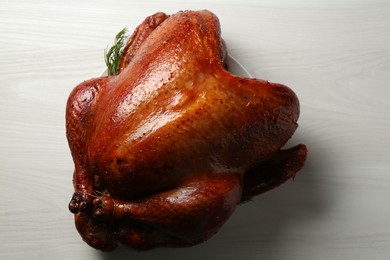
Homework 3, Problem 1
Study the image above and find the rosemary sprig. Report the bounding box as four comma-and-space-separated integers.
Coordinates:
104, 28, 128, 76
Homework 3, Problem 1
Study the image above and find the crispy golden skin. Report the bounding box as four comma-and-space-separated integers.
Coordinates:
66, 10, 307, 251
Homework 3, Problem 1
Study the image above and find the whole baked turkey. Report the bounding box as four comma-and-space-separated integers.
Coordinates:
67, 10, 307, 251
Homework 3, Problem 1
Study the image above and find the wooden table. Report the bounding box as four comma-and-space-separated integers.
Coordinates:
1, 0, 389, 259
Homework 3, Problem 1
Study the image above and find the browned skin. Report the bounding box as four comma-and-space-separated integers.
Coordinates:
66, 10, 307, 251
118, 12, 170, 73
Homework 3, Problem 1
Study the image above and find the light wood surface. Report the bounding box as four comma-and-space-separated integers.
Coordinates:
1, 0, 389, 259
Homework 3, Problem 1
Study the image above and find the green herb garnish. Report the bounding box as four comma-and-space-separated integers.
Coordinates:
104, 28, 128, 76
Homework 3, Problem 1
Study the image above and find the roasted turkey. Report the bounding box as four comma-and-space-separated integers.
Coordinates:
66, 10, 307, 251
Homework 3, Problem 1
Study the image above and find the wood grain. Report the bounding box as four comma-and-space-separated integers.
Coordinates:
1, 0, 389, 259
